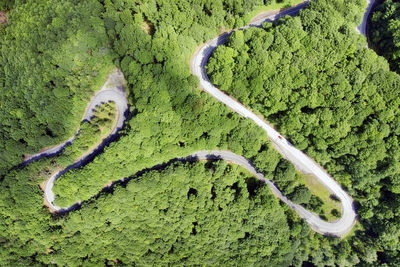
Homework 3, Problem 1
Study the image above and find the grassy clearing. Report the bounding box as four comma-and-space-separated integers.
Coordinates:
89, 65, 116, 95
300, 172, 343, 221
243, 0, 306, 24
344, 220, 363, 239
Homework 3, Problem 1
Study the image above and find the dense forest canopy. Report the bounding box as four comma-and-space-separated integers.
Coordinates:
206, 0, 400, 264
1, 0, 400, 265
0, 0, 304, 176
0, 0, 114, 176
0, 0, 14, 11
50, 161, 297, 266
369, 0, 400, 72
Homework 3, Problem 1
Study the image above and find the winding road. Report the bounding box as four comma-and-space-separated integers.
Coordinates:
29, 0, 376, 237
38, 69, 129, 211
356, 0, 375, 37
23, 69, 128, 164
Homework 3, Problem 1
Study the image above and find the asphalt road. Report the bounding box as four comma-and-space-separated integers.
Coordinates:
24, 69, 128, 164
190, 1, 365, 237
39, 0, 374, 237
41, 69, 128, 211
356, 0, 376, 36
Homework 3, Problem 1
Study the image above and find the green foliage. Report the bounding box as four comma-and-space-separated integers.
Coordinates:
331, 208, 341, 218
2, 0, 400, 266
208, 0, 399, 201
0, 0, 14, 10
370, 0, 400, 72
289, 185, 311, 204
1, 155, 310, 265
0, 0, 114, 176
65, 101, 117, 157
51, 0, 304, 208
53, 162, 293, 265
207, 0, 400, 264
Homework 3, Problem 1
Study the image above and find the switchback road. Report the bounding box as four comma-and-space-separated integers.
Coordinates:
41, 69, 128, 211
190, 1, 368, 237
36, 0, 374, 237
23, 69, 128, 164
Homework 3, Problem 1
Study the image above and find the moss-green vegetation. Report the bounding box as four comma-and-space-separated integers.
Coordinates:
0, 0, 14, 11
64, 101, 117, 160
56, 161, 295, 266
53, 101, 118, 206
1, 0, 400, 265
242, 0, 305, 24
30, 101, 118, 196
2, 155, 321, 266
207, 0, 400, 263
272, 159, 339, 220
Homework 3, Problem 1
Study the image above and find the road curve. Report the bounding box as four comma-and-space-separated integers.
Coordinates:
190, 1, 360, 237
41, 69, 128, 211
356, 0, 377, 37
40, 0, 374, 237
23, 69, 128, 164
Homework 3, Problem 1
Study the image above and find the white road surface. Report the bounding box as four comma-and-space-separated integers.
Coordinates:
356, 0, 376, 36
23, 69, 128, 163
38, 0, 375, 237
41, 69, 128, 211
190, 1, 373, 237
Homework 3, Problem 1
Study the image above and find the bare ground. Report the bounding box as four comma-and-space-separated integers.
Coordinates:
250, 10, 281, 24
0, 11, 7, 24
142, 17, 155, 35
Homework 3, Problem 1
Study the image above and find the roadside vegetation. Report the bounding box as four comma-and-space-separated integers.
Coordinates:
32, 100, 118, 208
0, 0, 114, 176
1, 0, 400, 266
53, 101, 118, 206
62, 102, 117, 162
273, 159, 342, 221
242, 0, 305, 24
301, 173, 342, 221
207, 0, 400, 263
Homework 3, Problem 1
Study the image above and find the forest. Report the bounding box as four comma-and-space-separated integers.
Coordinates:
1, 0, 400, 265
369, 0, 400, 72
0, 0, 114, 176
0, 0, 14, 11
206, 0, 400, 264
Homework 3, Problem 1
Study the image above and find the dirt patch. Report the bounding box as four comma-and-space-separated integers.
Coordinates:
250, 9, 281, 24
42, 194, 58, 214
103, 180, 113, 188
142, 16, 155, 35
0, 11, 7, 24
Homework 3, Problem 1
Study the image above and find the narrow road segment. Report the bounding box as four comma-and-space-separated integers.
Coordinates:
190, 1, 365, 237
38, 0, 374, 237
